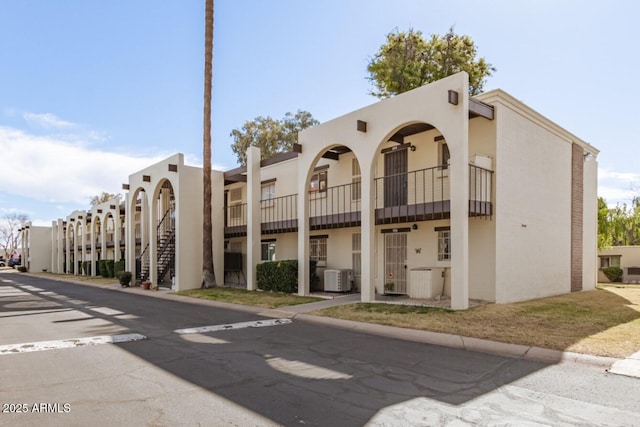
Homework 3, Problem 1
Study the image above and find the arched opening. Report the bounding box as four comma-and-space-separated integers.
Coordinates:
76, 222, 84, 275
152, 179, 176, 287
93, 216, 101, 275
67, 223, 74, 274
131, 187, 149, 282
302, 144, 363, 295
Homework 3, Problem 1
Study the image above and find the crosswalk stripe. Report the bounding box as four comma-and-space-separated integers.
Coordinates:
175, 318, 292, 335
0, 333, 147, 355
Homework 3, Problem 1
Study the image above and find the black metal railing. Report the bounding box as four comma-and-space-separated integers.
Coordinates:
309, 182, 361, 229
225, 203, 247, 237
374, 164, 493, 223
222, 164, 492, 234
469, 164, 493, 216
137, 243, 150, 281
261, 194, 298, 233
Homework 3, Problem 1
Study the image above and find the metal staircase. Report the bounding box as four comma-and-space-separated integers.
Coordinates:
136, 207, 175, 285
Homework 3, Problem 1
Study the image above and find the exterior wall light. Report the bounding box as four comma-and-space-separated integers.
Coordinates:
448, 90, 459, 105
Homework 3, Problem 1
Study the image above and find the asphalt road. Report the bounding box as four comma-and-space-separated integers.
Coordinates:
1, 272, 639, 426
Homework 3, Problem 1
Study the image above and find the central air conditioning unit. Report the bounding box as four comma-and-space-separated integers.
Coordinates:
324, 269, 353, 292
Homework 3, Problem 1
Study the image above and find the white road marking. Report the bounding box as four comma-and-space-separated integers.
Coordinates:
88, 306, 125, 316
0, 333, 147, 355
174, 318, 292, 335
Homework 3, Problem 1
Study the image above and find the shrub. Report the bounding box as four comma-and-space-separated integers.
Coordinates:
602, 266, 623, 282
257, 260, 298, 293
117, 271, 132, 287
69, 261, 74, 274
105, 260, 115, 278
257, 260, 319, 293
17, 266, 27, 272
98, 260, 108, 277
81, 261, 91, 276
114, 260, 126, 276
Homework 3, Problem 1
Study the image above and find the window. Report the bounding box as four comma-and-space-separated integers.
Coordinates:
309, 170, 328, 193
600, 255, 621, 269
261, 181, 275, 201
310, 236, 327, 266
229, 204, 244, 220
437, 229, 451, 261
440, 142, 450, 170
261, 241, 276, 262
351, 158, 361, 201
352, 233, 361, 280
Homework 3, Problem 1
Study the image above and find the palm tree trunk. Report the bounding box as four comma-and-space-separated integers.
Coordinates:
202, 0, 216, 288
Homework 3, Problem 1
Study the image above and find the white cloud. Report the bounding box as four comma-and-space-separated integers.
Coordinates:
598, 167, 639, 205
0, 126, 167, 206
23, 112, 76, 130
598, 168, 640, 182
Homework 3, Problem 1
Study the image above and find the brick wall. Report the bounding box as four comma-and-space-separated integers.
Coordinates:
571, 143, 583, 292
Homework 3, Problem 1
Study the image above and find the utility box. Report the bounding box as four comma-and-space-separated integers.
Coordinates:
324, 269, 353, 292
409, 267, 445, 299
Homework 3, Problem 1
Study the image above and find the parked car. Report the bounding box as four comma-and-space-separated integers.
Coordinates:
0, 259, 5, 267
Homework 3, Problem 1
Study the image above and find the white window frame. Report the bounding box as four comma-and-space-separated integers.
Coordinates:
261, 181, 275, 201
599, 255, 621, 269
261, 241, 276, 262
261, 181, 276, 208
437, 229, 451, 261
351, 158, 361, 202
310, 237, 327, 267
309, 170, 328, 194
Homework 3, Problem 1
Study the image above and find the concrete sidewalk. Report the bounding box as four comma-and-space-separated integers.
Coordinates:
16, 272, 640, 380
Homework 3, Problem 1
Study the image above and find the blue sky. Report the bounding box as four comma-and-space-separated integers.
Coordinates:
1, 0, 639, 226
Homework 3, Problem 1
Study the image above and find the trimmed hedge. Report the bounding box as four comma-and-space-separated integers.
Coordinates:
114, 260, 126, 276
98, 260, 108, 277
81, 261, 91, 276
602, 266, 623, 282
256, 260, 318, 293
97, 259, 115, 278
105, 260, 114, 277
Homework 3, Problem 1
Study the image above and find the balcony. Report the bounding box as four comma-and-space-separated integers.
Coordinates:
374, 164, 492, 224
223, 164, 493, 237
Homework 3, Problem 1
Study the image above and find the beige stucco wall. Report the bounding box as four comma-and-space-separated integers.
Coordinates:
467, 114, 497, 301
298, 72, 471, 307
25, 225, 52, 272
582, 155, 598, 290
481, 91, 597, 303
126, 153, 205, 290
261, 158, 298, 197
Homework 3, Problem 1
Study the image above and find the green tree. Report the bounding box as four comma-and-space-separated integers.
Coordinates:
598, 196, 640, 247
367, 26, 496, 98
201, 0, 215, 289
598, 197, 611, 249
230, 110, 318, 166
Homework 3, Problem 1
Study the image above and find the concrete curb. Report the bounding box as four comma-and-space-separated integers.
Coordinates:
293, 313, 619, 369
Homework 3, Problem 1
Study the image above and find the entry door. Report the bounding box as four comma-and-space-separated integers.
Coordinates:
384, 149, 408, 207
384, 232, 407, 294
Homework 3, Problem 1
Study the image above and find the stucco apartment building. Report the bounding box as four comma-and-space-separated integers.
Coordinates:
29, 72, 598, 310
598, 246, 640, 283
